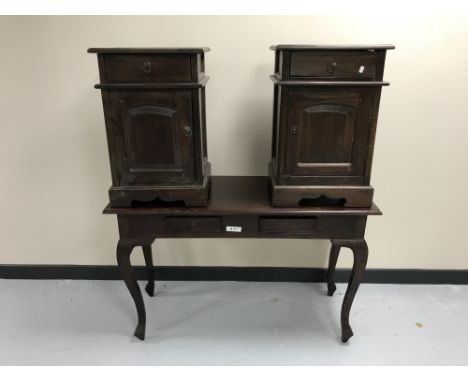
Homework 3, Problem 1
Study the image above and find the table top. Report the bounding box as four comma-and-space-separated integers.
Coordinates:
270, 44, 395, 51
87, 47, 210, 54
104, 176, 381, 217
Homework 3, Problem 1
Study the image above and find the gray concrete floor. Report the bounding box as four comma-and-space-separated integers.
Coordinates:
0, 279, 466, 365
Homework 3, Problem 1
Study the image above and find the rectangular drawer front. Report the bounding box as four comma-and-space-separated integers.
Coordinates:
290, 51, 377, 80
259, 217, 317, 233
165, 217, 222, 232
104, 54, 192, 83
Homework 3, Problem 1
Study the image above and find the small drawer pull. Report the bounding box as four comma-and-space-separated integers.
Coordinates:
327, 62, 337, 73
142, 61, 152, 74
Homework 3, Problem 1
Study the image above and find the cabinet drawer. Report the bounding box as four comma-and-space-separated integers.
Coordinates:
165, 216, 222, 233
104, 54, 192, 83
290, 51, 377, 80
259, 216, 317, 233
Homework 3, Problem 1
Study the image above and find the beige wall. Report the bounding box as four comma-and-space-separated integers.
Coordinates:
1, 16, 468, 269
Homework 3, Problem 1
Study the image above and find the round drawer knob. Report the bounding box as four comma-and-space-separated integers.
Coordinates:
290, 126, 297, 134
142, 61, 152, 74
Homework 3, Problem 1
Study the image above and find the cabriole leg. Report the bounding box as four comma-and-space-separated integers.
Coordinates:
327, 242, 341, 296
117, 239, 146, 340
332, 239, 368, 343
142, 244, 155, 297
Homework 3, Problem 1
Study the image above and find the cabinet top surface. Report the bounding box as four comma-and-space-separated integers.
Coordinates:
270, 44, 395, 51
103, 176, 382, 216
87, 47, 210, 54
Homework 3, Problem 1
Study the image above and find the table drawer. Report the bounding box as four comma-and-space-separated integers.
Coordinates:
290, 51, 377, 80
259, 216, 317, 233
104, 54, 192, 83
165, 216, 222, 233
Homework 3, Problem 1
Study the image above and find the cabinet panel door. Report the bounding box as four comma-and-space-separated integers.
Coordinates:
109, 91, 194, 185
284, 88, 374, 178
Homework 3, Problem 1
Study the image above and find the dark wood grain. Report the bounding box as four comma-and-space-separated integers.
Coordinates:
271, 44, 395, 51
89, 47, 211, 207
104, 176, 381, 216
331, 239, 369, 343
107, 176, 376, 342
290, 50, 378, 80
270, 76, 389, 87
327, 242, 340, 296
88, 47, 210, 54
116, 239, 146, 340
142, 244, 155, 297
269, 45, 393, 207
94, 78, 209, 90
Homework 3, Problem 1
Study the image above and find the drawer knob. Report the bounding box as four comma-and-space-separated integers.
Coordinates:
142, 61, 152, 74
290, 126, 297, 134
184, 125, 193, 137
327, 62, 337, 73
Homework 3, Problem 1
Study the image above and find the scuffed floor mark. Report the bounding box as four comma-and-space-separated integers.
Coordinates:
416, 322, 423, 328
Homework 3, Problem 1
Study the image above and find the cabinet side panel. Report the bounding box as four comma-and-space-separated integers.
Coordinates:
201, 87, 208, 158
277, 86, 289, 183
99, 90, 120, 186
363, 87, 383, 183
191, 88, 205, 184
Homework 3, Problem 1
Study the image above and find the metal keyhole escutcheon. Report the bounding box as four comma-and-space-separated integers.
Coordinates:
184, 126, 193, 137
143, 61, 152, 74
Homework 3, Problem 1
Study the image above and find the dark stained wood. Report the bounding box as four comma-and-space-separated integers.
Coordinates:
94, 80, 209, 90
88, 47, 210, 54
111, 91, 195, 185
104, 176, 381, 216
89, 47, 211, 207
290, 50, 378, 80
271, 44, 395, 51
284, 88, 374, 179
269, 164, 375, 208
270, 76, 389, 87
269, 45, 393, 207
104, 54, 192, 83
107, 176, 378, 342
327, 243, 340, 296
142, 244, 155, 297
330, 239, 369, 343
116, 239, 146, 340
108, 163, 210, 207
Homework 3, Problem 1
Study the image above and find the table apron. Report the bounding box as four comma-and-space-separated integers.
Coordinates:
117, 214, 367, 240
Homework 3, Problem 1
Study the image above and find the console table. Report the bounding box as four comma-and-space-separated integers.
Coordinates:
104, 176, 381, 343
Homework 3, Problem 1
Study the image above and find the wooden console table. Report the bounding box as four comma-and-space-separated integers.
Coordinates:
104, 176, 381, 343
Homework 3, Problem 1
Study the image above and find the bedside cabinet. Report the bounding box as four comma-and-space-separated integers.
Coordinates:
268, 45, 394, 207
88, 47, 211, 207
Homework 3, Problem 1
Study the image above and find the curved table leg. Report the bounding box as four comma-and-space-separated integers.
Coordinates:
327, 242, 341, 296
142, 244, 155, 297
332, 239, 368, 343
117, 239, 146, 340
